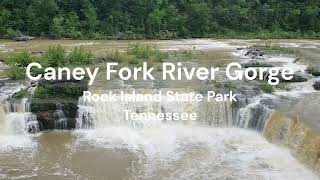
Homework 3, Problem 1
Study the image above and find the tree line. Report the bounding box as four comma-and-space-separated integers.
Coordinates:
0, 0, 319, 39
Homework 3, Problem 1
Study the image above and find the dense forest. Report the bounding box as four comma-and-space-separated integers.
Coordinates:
0, 0, 320, 39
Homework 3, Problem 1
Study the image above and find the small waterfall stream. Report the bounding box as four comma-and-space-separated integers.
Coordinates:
53, 103, 68, 129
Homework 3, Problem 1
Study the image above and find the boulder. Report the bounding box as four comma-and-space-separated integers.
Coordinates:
313, 81, 320, 90
279, 72, 308, 83
247, 70, 309, 83
306, 66, 320, 76
241, 60, 275, 68
244, 48, 265, 59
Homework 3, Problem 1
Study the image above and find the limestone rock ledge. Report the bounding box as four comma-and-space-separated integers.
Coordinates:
263, 112, 320, 174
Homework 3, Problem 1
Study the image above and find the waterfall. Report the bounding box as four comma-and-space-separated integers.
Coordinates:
53, 103, 68, 129
76, 92, 233, 129
233, 96, 274, 131
76, 91, 274, 132
0, 98, 39, 134
74, 90, 277, 131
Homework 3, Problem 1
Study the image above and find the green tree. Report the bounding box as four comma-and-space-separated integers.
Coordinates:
187, 3, 210, 37
64, 12, 82, 38
80, 0, 99, 37
50, 16, 64, 38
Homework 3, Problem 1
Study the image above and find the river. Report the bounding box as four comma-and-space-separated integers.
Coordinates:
0, 39, 319, 179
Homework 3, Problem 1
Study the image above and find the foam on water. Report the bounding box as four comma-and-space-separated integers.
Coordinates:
0, 83, 25, 102
0, 98, 39, 150
73, 126, 317, 180
274, 78, 318, 98
0, 134, 37, 150
68, 42, 96, 47
266, 56, 306, 72
278, 42, 320, 49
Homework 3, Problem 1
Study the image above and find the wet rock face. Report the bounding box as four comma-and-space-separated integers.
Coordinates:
313, 81, 320, 90
263, 113, 320, 174
31, 79, 88, 130
244, 48, 265, 59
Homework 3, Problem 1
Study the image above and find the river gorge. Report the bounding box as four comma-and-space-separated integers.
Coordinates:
0, 39, 319, 180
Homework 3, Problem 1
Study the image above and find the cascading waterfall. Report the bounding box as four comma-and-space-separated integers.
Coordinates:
53, 103, 68, 129
0, 98, 39, 134
76, 91, 271, 131
73, 91, 318, 180
233, 95, 274, 131
76, 94, 201, 129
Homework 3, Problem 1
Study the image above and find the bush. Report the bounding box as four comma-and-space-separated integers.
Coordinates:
106, 50, 134, 63
6, 52, 34, 67
41, 45, 66, 67
106, 44, 167, 66
128, 43, 152, 58
14, 90, 28, 99
128, 43, 167, 61
306, 65, 320, 76
259, 81, 274, 93
67, 46, 93, 65
128, 58, 139, 65
7, 66, 25, 80
4, 28, 22, 39
33, 86, 50, 98
40, 45, 94, 67
150, 50, 167, 62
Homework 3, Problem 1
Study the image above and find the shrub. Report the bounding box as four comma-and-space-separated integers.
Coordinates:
106, 50, 134, 63
41, 45, 66, 67
4, 28, 22, 39
14, 90, 28, 99
7, 66, 25, 80
67, 46, 93, 65
105, 43, 167, 67
6, 52, 34, 67
33, 86, 50, 98
224, 81, 236, 90
259, 81, 274, 93
306, 65, 320, 76
128, 58, 139, 65
150, 50, 167, 62
128, 43, 153, 58
128, 43, 167, 61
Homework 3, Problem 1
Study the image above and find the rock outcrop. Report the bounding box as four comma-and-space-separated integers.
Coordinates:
263, 112, 320, 174
31, 78, 88, 130
280, 72, 309, 83
313, 81, 320, 90
244, 48, 265, 59
241, 60, 275, 68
